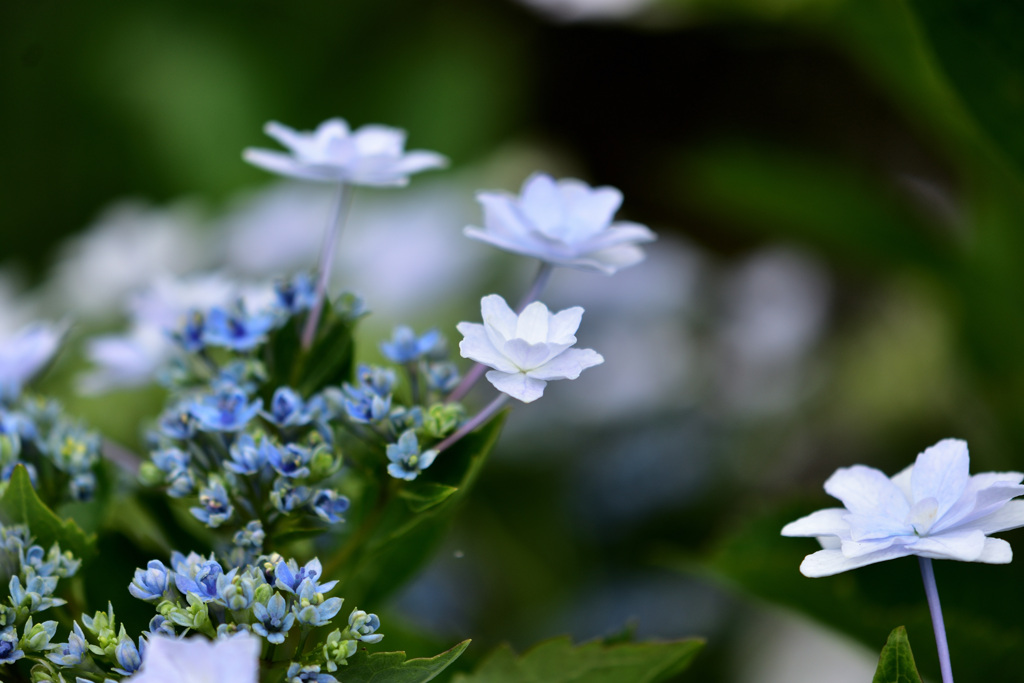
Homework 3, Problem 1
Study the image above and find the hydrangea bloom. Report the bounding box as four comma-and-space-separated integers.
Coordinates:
125, 633, 260, 683
457, 294, 603, 403
0, 322, 64, 398
464, 173, 656, 274
243, 118, 446, 187
782, 438, 1024, 577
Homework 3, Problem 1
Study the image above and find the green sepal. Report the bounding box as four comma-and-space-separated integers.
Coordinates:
453, 635, 704, 683
873, 626, 923, 683
0, 464, 97, 562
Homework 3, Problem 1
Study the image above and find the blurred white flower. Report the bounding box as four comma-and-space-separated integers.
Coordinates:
79, 274, 271, 394
457, 294, 603, 403
465, 173, 656, 274
782, 438, 1024, 577
221, 179, 484, 317
515, 0, 656, 22
46, 201, 210, 319
125, 633, 259, 683
243, 118, 447, 187
0, 322, 64, 398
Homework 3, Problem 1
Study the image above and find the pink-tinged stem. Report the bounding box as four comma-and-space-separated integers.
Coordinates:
447, 261, 555, 403
302, 183, 352, 350
918, 557, 954, 683
435, 393, 509, 454
515, 261, 554, 313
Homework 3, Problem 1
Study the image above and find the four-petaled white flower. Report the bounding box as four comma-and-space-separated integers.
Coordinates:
243, 118, 447, 187
464, 172, 656, 274
782, 438, 1024, 577
0, 322, 65, 399
457, 294, 603, 403
125, 633, 259, 683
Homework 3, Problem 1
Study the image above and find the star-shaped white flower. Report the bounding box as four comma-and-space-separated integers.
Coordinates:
243, 118, 446, 187
125, 633, 259, 683
457, 294, 603, 403
782, 438, 1024, 577
464, 173, 656, 274
0, 322, 65, 399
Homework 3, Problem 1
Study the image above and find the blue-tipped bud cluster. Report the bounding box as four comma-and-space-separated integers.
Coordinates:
0, 397, 102, 506
126, 549, 379, 673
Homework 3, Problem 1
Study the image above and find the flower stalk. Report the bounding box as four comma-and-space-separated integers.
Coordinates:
435, 393, 509, 454
919, 557, 954, 683
301, 183, 352, 350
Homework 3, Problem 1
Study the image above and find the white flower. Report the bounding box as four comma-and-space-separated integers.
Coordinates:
464, 172, 656, 274
457, 294, 604, 403
782, 438, 1024, 577
243, 118, 447, 187
0, 322, 64, 398
125, 633, 259, 683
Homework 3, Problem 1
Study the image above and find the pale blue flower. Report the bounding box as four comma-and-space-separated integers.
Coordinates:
252, 593, 294, 644
113, 636, 143, 676
46, 622, 87, 666
457, 294, 604, 403
190, 385, 262, 433
129, 560, 171, 602
782, 438, 1024, 577
0, 627, 23, 664
190, 479, 234, 528
274, 273, 317, 314
380, 326, 442, 364
464, 173, 656, 274
264, 387, 314, 428
225, 434, 265, 475
172, 553, 223, 602
202, 306, 275, 352
310, 489, 350, 524
347, 609, 383, 644
124, 633, 260, 683
386, 430, 436, 481
243, 118, 446, 187
286, 662, 337, 683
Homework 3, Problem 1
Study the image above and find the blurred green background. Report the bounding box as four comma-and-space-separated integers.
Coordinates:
6, 0, 1024, 681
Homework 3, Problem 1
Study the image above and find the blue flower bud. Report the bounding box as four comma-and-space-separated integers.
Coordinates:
129, 560, 171, 602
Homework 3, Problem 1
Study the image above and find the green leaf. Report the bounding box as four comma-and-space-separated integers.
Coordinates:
332, 413, 506, 606
296, 309, 356, 395
339, 640, 470, 683
398, 482, 459, 513
909, 1, 1024, 178
873, 627, 923, 683
0, 465, 97, 561
452, 636, 704, 683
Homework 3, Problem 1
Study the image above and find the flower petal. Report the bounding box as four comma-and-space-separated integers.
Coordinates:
485, 370, 547, 403
798, 546, 913, 578
242, 149, 341, 183
547, 306, 584, 344
976, 537, 1013, 564
780, 508, 849, 537
528, 347, 604, 381
515, 302, 551, 345
952, 499, 1024, 535
911, 438, 970, 518
907, 528, 986, 561
824, 465, 910, 520
456, 322, 518, 374
480, 294, 518, 347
